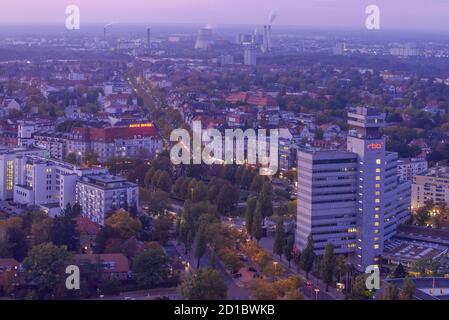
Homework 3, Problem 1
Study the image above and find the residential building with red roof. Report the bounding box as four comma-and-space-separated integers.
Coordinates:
73, 254, 130, 280
68, 124, 162, 162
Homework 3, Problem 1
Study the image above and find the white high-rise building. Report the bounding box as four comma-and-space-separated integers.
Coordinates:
76, 174, 139, 226
296, 150, 358, 255
0, 147, 43, 201
13, 155, 107, 216
296, 107, 411, 271
397, 158, 428, 182
244, 47, 257, 66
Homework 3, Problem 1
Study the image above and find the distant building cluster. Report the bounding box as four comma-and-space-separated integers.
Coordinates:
0, 147, 138, 225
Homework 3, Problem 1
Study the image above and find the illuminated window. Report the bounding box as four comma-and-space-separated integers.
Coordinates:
376, 176, 381, 181
6, 160, 13, 191
375, 184, 380, 188
375, 191, 380, 196
374, 244, 379, 249
376, 168, 381, 173
374, 237, 379, 241
348, 228, 357, 233
375, 214, 379, 219
374, 229, 379, 234
375, 199, 380, 203
376, 159, 381, 165
374, 222, 379, 227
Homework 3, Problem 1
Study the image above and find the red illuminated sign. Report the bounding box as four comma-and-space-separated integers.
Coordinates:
368, 143, 382, 150
129, 123, 153, 128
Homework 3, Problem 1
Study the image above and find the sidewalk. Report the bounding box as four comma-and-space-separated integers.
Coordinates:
259, 237, 346, 300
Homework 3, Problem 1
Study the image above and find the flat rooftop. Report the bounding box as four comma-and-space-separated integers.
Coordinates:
396, 224, 449, 246
383, 238, 447, 264
418, 166, 449, 179
79, 174, 137, 189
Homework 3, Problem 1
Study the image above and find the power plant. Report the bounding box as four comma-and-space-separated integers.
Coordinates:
103, 22, 114, 42
147, 27, 151, 54
195, 27, 214, 50
261, 11, 278, 54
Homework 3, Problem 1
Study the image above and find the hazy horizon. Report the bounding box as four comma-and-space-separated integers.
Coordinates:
1, 0, 449, 31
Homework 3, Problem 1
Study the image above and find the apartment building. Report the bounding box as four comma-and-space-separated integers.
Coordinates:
0, 147, 44, 201
67, 123, 162, 162
76, 174, 139, 225
13, 155, 107, 216
397, 158, 428, 182
412, 166, 449, 210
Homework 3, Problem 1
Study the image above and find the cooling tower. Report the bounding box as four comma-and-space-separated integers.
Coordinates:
195, 27, 214, 49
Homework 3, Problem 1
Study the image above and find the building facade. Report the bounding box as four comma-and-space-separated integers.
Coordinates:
296, 107, 411, 271
412, 166, 449, 210
13, 155, 107, 216
67, 124, 162, 162
76, 174, 139, 225
398, 158, 428, 182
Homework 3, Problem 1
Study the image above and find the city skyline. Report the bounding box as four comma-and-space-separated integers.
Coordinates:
1, 0, 449, 31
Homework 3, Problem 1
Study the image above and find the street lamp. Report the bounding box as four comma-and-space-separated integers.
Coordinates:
273, 261, 278, 276
314, 288, 320, 300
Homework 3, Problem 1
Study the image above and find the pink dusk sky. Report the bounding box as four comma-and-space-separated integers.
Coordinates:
1, 0, 449, 30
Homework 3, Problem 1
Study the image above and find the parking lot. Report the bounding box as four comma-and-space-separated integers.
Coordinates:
0, 200, 27, 216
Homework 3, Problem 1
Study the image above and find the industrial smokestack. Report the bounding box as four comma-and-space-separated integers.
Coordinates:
262, 25, 268, 53
267, 25, 272, 52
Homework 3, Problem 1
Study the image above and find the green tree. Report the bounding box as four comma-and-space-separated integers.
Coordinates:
132, 248, 170, 288
144, 168, 156, 188
83, 151, 99, 166
283, 234, 295, 267
23, 243, 71, 299
65, 152, 78, 165
258, 182, 273, 217
393, 263, 407, 278
192, 181, 208, 203
105, 210, 142, 240
352, 274, 374, 300
320, 243, 336, 291
299, 234, 315, 279
415, 206, 430, 226
180, 268, 227, 300
216, 185, 239, 215
245, 196, 257, 237
400, 277, 415, 300
156, 170, 172, 193
252, 204, 263, 245
194, 225, 207, 268
249, 175, 266, 193
150, 215, 172, 245
273, 220, 285, 260
381, 282, 399, 300
147, 190, 170, 216
49, 203, 80, 252
315, 128, 324, 140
